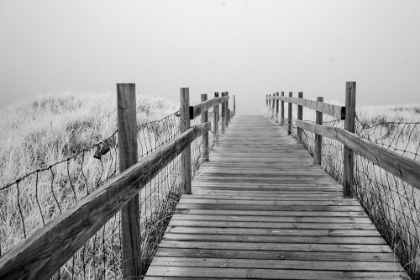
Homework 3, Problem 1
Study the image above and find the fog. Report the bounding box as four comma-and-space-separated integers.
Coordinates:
1, 0, 419, 114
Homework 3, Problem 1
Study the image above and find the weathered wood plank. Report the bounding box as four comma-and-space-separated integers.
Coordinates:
154, 248, 399, 262
166, 227, 381, 236
145, 266, 408, 279
150, 257, 403, 271
174, 209, 369, 217
168, 220, 376, 230
161, 233, 386, 244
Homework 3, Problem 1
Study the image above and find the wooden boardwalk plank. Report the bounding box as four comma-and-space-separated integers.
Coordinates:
145, 115, 411, 279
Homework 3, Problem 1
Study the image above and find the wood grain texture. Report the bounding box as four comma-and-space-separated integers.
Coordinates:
0, 121, 211, 280
268, 95, 346, 120
275, 92, 279, 123
117, 84, 142, 278
146, 115, 410, 280
344, 82, 356, 197
288, 92, 293, 135
190, 96, 229, 119
271, 93, 275, 119
180, 88, 192, 194
314, 96, 323, 165
280, 91, 285, 126
201, 94, 209, 163
296, 119, 420, 190
225, 92, 229, 127
221, 92, 227, 134
213, 92, 219, 143
297, 92, 303, 142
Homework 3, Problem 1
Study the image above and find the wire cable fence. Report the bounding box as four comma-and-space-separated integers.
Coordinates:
268, 102, 420, 278
54, 112, 185, 279
0, 105, 226, 279
0, 131, 119, 258
353, 117, 420, 278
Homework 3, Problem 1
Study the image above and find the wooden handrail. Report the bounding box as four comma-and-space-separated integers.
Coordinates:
189, 96, 229, 119
267, 95, 345, 120
0, 122, 211, 280
296, 120, 420, 190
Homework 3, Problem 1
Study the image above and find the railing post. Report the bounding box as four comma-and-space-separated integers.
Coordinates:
225, 92, 230, 127
280, 92, 285, 126
314, 97, 324, 165
275, 92, 279, 123
221, 92, 227, 134
180, 88, 192, 194
268, 94, 271, 115
297, 92, 303, 143
226, 92, 229, 127
117, 83, 142, 279
214, 92, 219, 142
201, 94, 209, 162
343, 82, 356, 198
288, 92, 293, 135
270, 93, 274, 119
266, 94, 268, 108
233, 95, 236, 118
228, 109, 231, 124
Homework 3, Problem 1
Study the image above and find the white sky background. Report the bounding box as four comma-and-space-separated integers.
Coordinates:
0, 0, 419, 115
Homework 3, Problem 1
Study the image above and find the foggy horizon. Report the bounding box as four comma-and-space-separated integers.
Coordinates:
1, 0, 419, 114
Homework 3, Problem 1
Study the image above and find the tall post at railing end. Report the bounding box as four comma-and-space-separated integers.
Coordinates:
201, 93, 209, 163
275, 92, 279, 123
288, 92, 293, 135
314, 96, 324, 166
343, 82, 356, 198
297, 92, 303, 142
280, 92, 285, 126
180, 88, 192, 194
117, 83, 142, 278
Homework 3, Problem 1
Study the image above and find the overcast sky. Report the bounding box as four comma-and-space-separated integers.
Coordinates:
0, 0, 419, 114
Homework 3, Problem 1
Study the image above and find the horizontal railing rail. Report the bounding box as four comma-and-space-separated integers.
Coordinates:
267, 95, 345, 119
189, 96, 230, 119
296, 120, 420, 190
0, 122, 211, 280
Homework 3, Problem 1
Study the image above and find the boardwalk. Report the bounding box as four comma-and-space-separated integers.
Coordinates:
145, 115, 410, 279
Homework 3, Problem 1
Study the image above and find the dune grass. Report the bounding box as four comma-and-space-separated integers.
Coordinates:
0, 92, 182, 278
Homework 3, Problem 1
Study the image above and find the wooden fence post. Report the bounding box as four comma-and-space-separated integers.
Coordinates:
266, 95, 268, 108
221, 92, 227, 134
233, 95, 236, 118
201, 94, 209, 162
268, 94, 271, 115
314, 97, 324, 165
226, 92, 229, 127
297, 92, 303, 143
117, 83, 142, 278
271, 93, 275, 119
228, 109, 231, 124
280, 92, 285, 126
214, 92, 219, 142
275, 92, 279, 123
180, 88, 192, 194
343, 82, 356, 198
288, 92, 293, 135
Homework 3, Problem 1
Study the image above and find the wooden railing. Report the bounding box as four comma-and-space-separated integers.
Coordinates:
265, 82, 420, 195
0, 85, 233, 280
